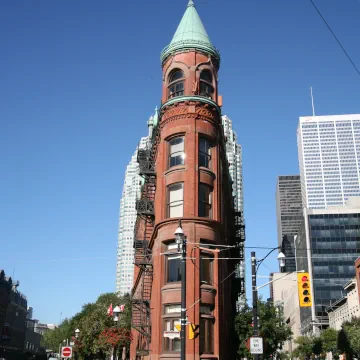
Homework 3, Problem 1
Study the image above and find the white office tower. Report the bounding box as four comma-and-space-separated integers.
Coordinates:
116, 112, 156, 295
222, 115, 245, 306
297, 114, 360, 209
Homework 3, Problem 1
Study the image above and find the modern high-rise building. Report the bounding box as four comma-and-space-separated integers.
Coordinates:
295, 197, 360, 334
222, 115, 246, 304
130, 1, 240, 357
297, 114, 360, 209
275, 175, 303, 272
115, 112, 157, 295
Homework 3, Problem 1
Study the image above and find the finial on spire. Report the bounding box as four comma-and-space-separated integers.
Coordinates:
188, 0, 195, 7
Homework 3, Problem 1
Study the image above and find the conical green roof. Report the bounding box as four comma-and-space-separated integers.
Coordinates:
161, 0, 220, 64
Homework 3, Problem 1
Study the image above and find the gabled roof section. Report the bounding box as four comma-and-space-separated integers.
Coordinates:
161, 0, 220, 65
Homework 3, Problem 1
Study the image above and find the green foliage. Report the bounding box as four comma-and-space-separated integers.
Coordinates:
292, 336, 314, 359
234, 301, 292, 359
42, 293, 131, 360
41, 318, 72, 352
342, 317, 360, 358
320, 328, 338, 356
292, 320, 360, 360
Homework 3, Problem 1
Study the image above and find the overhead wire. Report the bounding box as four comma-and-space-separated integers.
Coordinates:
308, 0, 360, 76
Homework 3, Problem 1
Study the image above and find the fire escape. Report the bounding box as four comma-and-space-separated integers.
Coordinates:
234, 211, 246, 297
132, 128, 160, 357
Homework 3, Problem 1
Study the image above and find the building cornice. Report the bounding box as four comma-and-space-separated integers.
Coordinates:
161, 95, 221, 115
161, 41, 220, 66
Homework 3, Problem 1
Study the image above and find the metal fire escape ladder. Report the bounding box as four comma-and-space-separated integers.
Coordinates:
132, 141, 158, 357
234, 211, 246, 296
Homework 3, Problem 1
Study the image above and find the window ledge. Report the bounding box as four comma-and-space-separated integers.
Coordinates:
199, 166, 216, 179
200, 284, 216, 292
165, 165, 186, 176
162, 283, 181, 292
159, 354, 181, 359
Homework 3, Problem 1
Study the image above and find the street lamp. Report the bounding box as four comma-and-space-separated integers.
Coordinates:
277, 252, 286, 269
251, 248, 286, 360
113, 306, 121, 323
74, 329, 80, 360
174, 220, 186, 360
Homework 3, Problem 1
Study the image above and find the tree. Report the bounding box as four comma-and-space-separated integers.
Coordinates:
320, 328, 339, 357
73, 293, 131, 360
343, 317, 360, 359
234, 301, 292, 359
41, 318, 73, 352
338, 327, 353, 359
292, 336, 314, 360
42, 293, 131, 360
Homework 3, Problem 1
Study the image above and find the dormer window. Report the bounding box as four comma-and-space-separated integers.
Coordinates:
168, 69, 184, 99
199, 70, 214, 99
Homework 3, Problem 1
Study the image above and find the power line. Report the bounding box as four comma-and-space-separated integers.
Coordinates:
308, 0, 360, 76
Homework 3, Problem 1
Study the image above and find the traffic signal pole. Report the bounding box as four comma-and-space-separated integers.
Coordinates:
251, 252, 260, 360
181, 236, 187, 360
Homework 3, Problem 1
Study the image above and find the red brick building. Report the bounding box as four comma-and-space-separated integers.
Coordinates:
130, 1, 242, 358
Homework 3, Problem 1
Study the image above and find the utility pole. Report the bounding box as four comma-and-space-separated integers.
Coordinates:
180, 235, 187, 360
175, 221, 186, 360
251, 251, 260, 360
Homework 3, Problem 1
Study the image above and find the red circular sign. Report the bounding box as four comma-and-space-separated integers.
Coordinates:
62, 347, 72, 357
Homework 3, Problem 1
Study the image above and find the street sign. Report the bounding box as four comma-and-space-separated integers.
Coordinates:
163, 331, 180, 339
250, 337, 263, 354
61, 346, 73, 358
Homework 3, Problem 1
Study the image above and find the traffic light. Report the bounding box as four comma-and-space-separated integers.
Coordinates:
188, 323, 199, 339
297, 273, 312, 307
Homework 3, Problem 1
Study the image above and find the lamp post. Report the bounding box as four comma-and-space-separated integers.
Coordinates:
251, 249, 286, 360
74, 329, 80, 360
113, 306, 121, 360
174, 221, 186, 360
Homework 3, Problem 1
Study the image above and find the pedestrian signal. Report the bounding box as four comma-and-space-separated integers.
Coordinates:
297, 273, 312, 307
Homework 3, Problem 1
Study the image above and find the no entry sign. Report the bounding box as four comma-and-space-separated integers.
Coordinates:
61, 346, 73, 358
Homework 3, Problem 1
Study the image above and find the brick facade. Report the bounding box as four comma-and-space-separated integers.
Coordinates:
130, 35, 239, 360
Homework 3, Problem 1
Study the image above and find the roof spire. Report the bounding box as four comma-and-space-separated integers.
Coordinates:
160, 0, 220, 64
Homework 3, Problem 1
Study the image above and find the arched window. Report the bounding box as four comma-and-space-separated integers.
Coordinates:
168, 69, 185, 99
199, 70, 214, 99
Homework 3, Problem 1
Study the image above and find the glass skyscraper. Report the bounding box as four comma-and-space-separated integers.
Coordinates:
295, 199, 360, 334
297, 114, 360, 209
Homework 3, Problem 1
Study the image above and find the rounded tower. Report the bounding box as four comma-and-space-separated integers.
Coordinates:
131, 1, 238, 359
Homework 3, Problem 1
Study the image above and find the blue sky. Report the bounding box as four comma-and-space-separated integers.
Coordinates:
1, 0, 359, 323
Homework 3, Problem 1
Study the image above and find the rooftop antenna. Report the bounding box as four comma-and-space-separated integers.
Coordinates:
310, 86, 316, 116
